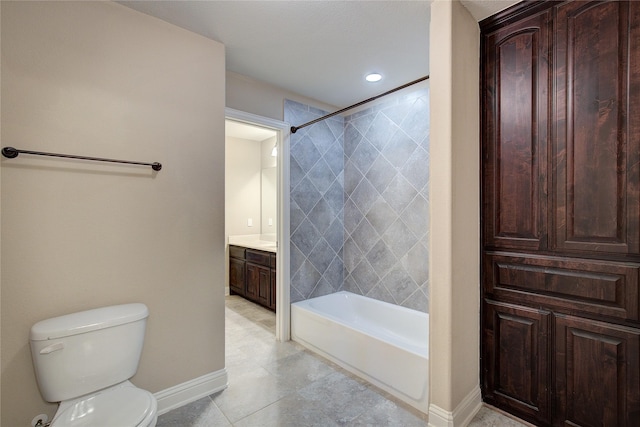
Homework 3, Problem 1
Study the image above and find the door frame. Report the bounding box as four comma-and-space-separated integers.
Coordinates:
225, 107, 291, 341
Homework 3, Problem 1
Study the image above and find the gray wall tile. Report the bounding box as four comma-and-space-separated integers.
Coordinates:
285, 87, 429, 312
343, 88, 430, 312
285, 101, 345, 300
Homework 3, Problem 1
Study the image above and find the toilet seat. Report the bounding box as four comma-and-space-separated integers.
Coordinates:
51, 382, 157, 427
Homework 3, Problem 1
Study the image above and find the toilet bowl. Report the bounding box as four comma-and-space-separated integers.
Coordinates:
51, 381, 157, 427
30, 303, 158, 427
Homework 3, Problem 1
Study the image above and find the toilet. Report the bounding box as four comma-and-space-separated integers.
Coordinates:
30, 303, 158, 427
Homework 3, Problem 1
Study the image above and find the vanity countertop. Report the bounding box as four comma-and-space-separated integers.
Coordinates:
228, 235, 277, 253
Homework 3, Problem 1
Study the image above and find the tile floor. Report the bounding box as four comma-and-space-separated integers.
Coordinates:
157, 296, 530, 426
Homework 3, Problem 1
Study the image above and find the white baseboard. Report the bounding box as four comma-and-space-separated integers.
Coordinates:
428, 386, 482, 427
154, 368, 228, 415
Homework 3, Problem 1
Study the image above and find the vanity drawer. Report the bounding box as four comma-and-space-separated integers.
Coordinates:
246, 249, 270, 267
484, 252, 640, 321
229, 245, 246, 260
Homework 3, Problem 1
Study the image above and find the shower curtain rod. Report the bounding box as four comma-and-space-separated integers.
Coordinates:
290, 75, 429, 134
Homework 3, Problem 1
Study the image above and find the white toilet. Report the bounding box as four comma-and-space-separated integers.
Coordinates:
30, 303, 158, 427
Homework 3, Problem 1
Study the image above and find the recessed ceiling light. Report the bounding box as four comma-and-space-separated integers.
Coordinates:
365, 73, 382, 82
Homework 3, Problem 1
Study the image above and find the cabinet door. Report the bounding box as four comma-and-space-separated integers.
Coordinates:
245, 263, 260, 300
553, 0, 640, 255
483, 300, 551, 424
229, 258, 245, 295
554, 314, 640, 426
256, 265, 271, 308
246, 262, 270, 306
482, 10, 551, 251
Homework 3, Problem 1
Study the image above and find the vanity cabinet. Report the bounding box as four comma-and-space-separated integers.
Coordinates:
229, 246, 246, 295
229, 245, 276, 311
481, 1, 640, 425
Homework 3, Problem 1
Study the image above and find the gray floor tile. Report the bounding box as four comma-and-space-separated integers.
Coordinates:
157, 295, 529, 427
261, 350, 335, 391
297, 371, 387, 424
349, 399, 428, 426
211, 365, 293, 423
468, 405, 531, 427
233, 392, 340, 427
156, 396, 231, 427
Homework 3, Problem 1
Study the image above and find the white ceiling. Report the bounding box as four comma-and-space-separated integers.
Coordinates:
119, 0, 519, 108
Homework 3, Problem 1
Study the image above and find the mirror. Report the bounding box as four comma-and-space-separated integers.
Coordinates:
261, 167, 277, 237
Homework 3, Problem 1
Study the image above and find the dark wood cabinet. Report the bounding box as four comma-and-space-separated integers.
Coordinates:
552, 0, 640, 257
229, 245, 246, 295
247, 262, 270, 306
481, 1, 640, 425
554, 315, 640, 426
229, 245, 276, 311
483, 300, 551, 424
482, 7, 551, 252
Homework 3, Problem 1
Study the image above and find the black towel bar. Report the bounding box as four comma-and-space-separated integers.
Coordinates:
1, 146, 162, 171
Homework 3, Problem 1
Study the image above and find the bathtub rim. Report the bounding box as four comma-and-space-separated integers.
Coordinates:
291, 291, 429, 358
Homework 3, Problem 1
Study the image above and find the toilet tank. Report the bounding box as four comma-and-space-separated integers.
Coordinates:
30, 303, 149, 402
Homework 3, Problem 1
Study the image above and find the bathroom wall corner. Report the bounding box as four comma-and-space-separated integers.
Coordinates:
428, 0, 481, 420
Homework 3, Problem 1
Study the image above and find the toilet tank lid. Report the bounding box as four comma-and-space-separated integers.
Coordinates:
30, 303, 149, 341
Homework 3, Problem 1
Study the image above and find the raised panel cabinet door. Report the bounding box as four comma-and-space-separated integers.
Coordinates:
256, 265, 270, 308
229, 257, 245, 295
482, 9, 551, 251
553, 0, 640, 255
483, 300, 551, 425
245, 263, 260, 300
554, 314, 640, 426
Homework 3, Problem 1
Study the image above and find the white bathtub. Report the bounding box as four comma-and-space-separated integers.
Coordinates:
291, 291, 429, 412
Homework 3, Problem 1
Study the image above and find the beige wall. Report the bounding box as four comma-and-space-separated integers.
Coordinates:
225, 136, 262, 236
227, 71, 337, 122
429, 0, 481, 423
0, 2, 226, 426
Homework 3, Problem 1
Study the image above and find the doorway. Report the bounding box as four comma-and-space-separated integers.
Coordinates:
224, 108, 290, 341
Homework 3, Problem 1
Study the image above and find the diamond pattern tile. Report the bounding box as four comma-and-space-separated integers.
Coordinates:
307, 238, 336, 275
291, 135, 321, 171
286, 101, 344, 300
291, 176, 322, 215
350, 139, 379, 176
365, 155, 396, 193
365, 113, 398, 151
382, 174, 418, 215
365, 197, 397, 235
382, 219, 419, 260
366, 239, 397, 279
381, 129, 417, 169
285, 87, 429, 311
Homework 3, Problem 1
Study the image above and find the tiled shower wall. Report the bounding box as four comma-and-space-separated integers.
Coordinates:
342, 88, 430, 312
285, 100, 345, 302
285, 86, 430, 312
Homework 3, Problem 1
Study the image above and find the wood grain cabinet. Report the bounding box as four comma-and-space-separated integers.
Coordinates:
229, 245, 276, 311
229, 245, 246, 295
481, 1, 640, 425
483, 300, 551, 424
